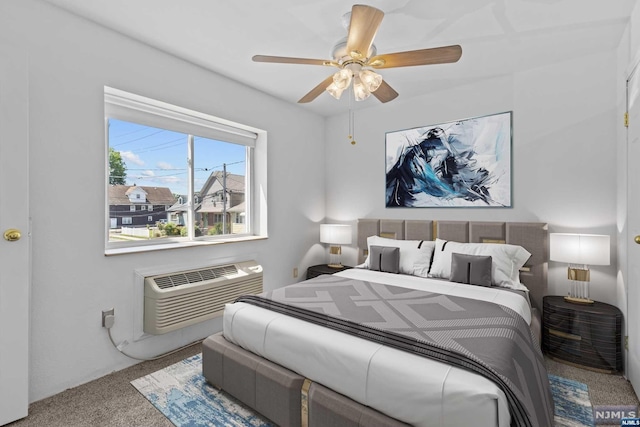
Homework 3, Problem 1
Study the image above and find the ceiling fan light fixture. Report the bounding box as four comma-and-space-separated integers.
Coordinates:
326, 82, 345, 100
353, 76, 371, 101
359, 69, 382, 93
332, 69, 352, 89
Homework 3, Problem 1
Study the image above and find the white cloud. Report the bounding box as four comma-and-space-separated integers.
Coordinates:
141, 170, 155, 178
120, 151, 144, 166
157, 161, 173, 170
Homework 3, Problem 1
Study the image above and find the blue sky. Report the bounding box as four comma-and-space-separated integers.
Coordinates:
108, 119, 246, 195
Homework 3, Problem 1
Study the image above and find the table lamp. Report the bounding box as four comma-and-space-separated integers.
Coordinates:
549, 233, 610, 304
320, 224, 352, 268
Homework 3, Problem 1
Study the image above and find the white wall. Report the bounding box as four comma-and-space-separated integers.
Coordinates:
0, 0, 326, 402
325, 52, 619, 305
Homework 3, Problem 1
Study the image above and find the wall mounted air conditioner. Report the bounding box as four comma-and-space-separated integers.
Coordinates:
143, 260, 263, 335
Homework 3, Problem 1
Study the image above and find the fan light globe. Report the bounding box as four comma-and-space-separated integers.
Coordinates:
333, 69, 352, 89
326, 82, 345, 100
353, 76, 371, 101
359, 69, 382, 92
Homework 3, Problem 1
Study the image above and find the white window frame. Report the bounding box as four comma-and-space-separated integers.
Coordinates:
129, 205, 135, 212
122, 217, 132, 225
148, 216, 153, 222
104, 87, 268, 255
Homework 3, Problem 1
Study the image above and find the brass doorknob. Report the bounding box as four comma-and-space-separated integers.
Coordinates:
635, 235, 640, 244
3, 229, 21, 242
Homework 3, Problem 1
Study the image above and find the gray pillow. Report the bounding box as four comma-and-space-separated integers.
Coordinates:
369, 245, 400, 274
449, 253, 492, 287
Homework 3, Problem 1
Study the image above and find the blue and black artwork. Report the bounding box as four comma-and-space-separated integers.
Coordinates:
385, 112, 511, 208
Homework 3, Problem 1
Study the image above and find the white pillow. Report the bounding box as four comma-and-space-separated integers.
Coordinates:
359, 236, 435, 278
428, 238, 531, 290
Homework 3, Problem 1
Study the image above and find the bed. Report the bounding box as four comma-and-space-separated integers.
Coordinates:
203, 219, 553, 427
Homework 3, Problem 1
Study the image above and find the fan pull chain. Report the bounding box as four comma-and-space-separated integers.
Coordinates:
348, 86, 356, 145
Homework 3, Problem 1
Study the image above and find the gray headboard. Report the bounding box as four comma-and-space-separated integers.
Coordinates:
356, 219, 548, 313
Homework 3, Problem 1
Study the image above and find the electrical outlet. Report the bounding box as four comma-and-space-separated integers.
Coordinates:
102, 308, 114, 327
293, 268, 298, 278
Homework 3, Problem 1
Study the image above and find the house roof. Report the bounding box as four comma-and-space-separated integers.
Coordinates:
125, 186, 147, 196
200, 171, 245, 196
108, 185, 176, 205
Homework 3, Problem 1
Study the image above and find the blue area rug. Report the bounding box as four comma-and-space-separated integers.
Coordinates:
131, 354, 273, 427
550, 374, 595, 427
132, 353, 594, 427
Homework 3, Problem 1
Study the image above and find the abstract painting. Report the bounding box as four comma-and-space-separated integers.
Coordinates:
386, 111, 512, 208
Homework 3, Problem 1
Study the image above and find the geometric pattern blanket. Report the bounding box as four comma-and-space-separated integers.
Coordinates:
236, 274, 555, 427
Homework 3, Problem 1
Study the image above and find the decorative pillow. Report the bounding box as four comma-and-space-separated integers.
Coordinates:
359, 236, 435, 277
449, 253, 492, 287
429, 238, 531, 289
369, 246, 400, 274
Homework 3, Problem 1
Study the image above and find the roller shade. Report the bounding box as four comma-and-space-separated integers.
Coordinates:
105, 86, 257, 147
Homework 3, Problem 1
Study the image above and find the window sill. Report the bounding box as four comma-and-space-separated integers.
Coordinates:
104, 235, 267, 256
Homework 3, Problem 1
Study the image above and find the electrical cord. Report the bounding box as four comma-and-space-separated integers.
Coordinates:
104, 314, 202, 361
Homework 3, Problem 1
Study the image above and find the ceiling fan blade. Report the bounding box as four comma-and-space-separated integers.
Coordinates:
298, 75, 335, 103
368, 45, 462, 69
346, 5, 384, 61
253, 55, 337, 67
372, 80, 399, 103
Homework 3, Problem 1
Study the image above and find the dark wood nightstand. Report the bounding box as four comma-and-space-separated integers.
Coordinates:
306, 264, 352, 280
542, 295, 622, 373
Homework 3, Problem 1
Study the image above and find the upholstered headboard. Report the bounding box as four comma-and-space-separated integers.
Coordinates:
356, 219, 549, 313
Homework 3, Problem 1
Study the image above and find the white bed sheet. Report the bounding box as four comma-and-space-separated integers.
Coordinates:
223, 269, 532, 427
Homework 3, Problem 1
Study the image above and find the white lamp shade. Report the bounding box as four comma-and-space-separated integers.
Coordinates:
320, 224, 352, 245
550, 233, 610, 265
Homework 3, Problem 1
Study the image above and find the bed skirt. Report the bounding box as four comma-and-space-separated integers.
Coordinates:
202, 332, 409, 427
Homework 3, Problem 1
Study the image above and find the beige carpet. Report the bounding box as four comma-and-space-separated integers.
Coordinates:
8, 343, 202, 427
7, 345, 639, 427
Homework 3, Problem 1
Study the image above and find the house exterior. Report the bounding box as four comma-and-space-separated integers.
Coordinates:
166, 194, 201, 226
197, 171, 246, 234
108, 185, 176, 228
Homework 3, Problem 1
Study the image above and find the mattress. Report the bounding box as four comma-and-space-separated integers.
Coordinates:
223, 268, 534, 427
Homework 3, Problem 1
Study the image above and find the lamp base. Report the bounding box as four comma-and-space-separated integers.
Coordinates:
327, 263, 344, 269
564, 296, 594, 305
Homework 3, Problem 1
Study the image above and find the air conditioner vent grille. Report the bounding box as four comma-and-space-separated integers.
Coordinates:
143, 261, 262, 335
153, 265, 239, 289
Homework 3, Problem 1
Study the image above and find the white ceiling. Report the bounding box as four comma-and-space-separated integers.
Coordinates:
42, 0, 636, 117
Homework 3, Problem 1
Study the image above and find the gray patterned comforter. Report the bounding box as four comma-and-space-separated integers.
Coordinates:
236, 274, 554, 427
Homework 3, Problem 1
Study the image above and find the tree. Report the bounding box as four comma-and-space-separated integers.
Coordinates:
109, 148, 127, 185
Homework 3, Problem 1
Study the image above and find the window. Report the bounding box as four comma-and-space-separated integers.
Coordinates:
130, 205, 135, 212
105, 87, 266, 251
122, 217, 132, 225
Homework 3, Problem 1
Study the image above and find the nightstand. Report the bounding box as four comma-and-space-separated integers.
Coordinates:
306, 264, 352, 280
542, 295, 622, 373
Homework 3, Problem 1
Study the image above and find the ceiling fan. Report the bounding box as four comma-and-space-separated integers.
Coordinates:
252, 4, 462, 104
